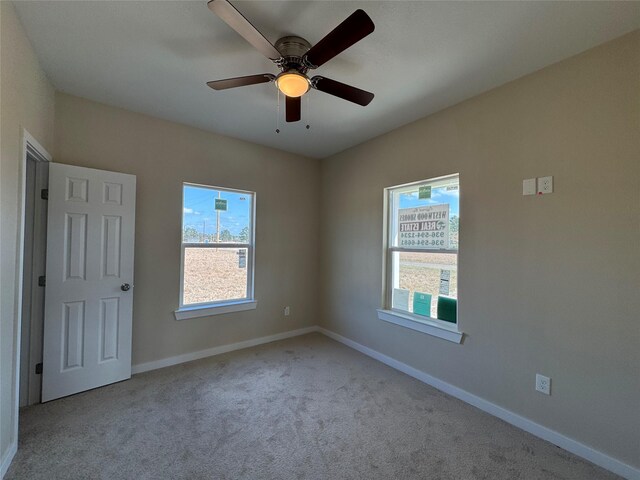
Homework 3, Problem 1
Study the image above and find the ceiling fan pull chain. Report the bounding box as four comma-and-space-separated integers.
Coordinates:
275, 88, 281, 133
305, 94, 311, 130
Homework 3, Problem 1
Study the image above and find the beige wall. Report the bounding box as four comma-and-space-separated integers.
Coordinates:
54, 93, 320, 367
0, 0, 56, 467
320, 31, 640, 468
2, 1, 638, 474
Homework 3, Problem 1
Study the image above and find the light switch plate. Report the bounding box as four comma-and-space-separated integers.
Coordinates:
538, 176, 553, 194
523, 178, 536, 196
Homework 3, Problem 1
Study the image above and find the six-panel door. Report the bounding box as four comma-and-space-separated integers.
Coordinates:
42, 163, 136, 402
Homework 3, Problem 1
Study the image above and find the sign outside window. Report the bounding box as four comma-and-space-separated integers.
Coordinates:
418, 185, 432, 199
398, 204, 449, 249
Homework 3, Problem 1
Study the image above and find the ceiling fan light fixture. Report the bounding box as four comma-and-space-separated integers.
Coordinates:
276, 71, 310, 98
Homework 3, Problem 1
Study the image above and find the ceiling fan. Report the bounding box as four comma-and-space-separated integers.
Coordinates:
206, 0, 375, 123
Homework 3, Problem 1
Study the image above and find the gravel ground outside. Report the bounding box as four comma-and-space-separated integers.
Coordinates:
183, 247, 248, 305
398, 251, 458, 318
183, 249, 457, 320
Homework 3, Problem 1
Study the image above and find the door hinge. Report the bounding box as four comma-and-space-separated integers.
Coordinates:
38, 275, 46, 287
35, 363, 43, 374
41, 188, 48, 200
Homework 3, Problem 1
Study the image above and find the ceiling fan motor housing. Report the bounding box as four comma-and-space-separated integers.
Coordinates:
274, 36, 312, 73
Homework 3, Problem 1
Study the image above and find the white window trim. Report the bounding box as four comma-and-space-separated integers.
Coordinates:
382, 174, 462, 342
377, 309, 463, 344
175, 300, 257, 321
178, 183, 256, 317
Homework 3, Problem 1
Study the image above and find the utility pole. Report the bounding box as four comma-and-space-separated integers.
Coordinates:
216, 191, 221, 243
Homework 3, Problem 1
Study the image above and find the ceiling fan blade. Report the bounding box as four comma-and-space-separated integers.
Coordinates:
285, 96, 301, 123
207, 0, 282, 61
304, 9, 374, 68
311, 76, 374, 106
207, 74, 275, 90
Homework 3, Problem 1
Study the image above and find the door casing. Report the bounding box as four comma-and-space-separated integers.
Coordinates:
14, 130, 52, 437
19, 155, 49, 406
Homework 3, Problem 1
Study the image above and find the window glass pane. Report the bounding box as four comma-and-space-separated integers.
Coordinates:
387, 175, 459, 323
392, 251, 457, 320
391, 176, 459, 250
182, 247, 248, 305
183, 185, 252, 244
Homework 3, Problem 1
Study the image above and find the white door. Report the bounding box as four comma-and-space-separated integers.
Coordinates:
42, 163, 136, 402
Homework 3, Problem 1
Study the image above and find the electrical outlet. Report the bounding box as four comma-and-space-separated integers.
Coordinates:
284, 306, 290, 316
537, 176, 553, 195
536, 374, 551, 395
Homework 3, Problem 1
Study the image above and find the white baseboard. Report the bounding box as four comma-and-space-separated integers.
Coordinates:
317, 327, 639, 480
0, 442, 18, 480
131, 326, 318, 375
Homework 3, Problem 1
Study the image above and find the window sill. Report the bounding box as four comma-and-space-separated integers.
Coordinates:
175, 300, 257, 321
376, 309, 463, 344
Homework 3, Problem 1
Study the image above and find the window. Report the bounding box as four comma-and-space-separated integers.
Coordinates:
176, 183, 256, 319
381, 174, 460, 340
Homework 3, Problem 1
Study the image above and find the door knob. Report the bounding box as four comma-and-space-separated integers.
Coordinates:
121, 283, 131, 292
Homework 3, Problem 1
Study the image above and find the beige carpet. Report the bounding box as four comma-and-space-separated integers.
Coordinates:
7, 333, 619, 479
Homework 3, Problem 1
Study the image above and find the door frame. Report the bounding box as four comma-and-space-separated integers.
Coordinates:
19, 151, 50, 406
14, 129, 51, 429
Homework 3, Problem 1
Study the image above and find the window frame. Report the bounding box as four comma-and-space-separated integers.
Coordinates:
175, 182, 257, 320
380, 174, 463, 343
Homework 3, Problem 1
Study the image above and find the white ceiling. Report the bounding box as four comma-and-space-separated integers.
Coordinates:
14, 1, 640, 158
